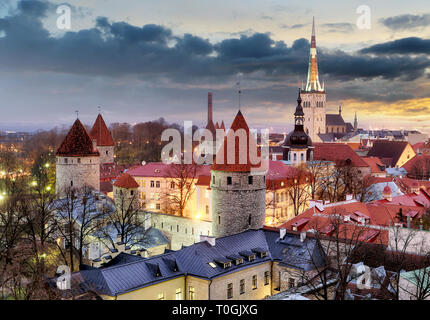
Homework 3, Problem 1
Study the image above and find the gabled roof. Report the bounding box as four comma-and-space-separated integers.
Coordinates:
90, 114, 115, 147
212, 110, 265, 172
362, 157, 385, 174
113, 173, 139, 189
326, 114, 345, 126
367, 140, 412, 167
313, 143, 369, 167
56, 119, 100, 157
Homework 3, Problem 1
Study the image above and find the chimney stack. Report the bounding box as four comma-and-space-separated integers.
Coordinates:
200, 235, 216, 247
208, 92, 213, 125
280, 228, 286, 240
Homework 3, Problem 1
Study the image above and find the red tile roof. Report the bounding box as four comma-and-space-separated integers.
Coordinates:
113, 173, 139, 189
412, 142, 425, 153
313, 143, 369, 167
395, 177, 430, 193
278, 199, 426, 245
127, 162, 211, 178
362, 157, 385, 174
212, 110, 265, 172
56, 119, 100, 157
90, 114, 115, 147
402, 154, 430, 173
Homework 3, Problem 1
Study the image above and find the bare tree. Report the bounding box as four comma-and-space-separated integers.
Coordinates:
98, 187, 148, 248
54, 186, 108, 271
163, 163, 198, 217
288, 165, 311, 217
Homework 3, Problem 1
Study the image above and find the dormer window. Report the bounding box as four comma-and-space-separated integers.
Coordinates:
215, 258, 232, 269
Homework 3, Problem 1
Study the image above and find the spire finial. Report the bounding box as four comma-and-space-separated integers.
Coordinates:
236, 73, 243, 110
98, 106, 101, 114
297, 88, 302, 104
312, 16, 315, 38
75, 110, 79, 119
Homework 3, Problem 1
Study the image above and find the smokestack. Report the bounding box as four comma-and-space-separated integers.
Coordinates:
208, 92, 213, 125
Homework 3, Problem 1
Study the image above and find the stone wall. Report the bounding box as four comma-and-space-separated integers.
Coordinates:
149, 211, 213, 250
211, 170, 266, 238
96, 145, 114, 164
56, 155, 100, 196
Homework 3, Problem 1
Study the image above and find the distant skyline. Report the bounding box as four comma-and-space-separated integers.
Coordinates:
1, 0, 430, 133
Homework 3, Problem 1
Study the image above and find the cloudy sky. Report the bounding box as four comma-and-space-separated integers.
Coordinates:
0, 0, 430, 133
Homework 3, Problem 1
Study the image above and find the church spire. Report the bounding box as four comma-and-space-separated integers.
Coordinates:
305, 17, 323, 92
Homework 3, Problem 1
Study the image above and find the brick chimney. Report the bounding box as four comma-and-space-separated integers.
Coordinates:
208, 92, 213, 125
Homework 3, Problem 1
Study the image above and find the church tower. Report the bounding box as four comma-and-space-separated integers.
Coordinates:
56, 119, 100, 196
210, 110, 267, 238
90, 114, 115, 164
300, 17, 326, 142
282, 90, 314, 165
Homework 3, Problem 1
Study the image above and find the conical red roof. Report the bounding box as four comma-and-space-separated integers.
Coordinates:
211, 110, 266, 172
114, 172, 139, 189
215, 122, 220, 129
56, 119, 99, 157
220, 121, 226, 130
90, 114, 115, 147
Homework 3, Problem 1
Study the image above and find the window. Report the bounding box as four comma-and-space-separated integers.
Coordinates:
156, 181, 160, 188
106, 150, 109, 155
227, 283, 233, 299
64, 158, 68, 164
227, 176, 232, 185
189, 287, 195, 300
206, 205, 209, 215
150, 181, 155, 188
264, 271, 270, 285
176, 288, 182, 300
158, 293, 164, 300
240, 279, 245, 294
170, 181, 175, 189
212, 175, 215, 184
218, 216, 221, 224
177, 225, 179, 232
77, 158, 81, 164
70, 180, 73, 187
130, 190, 134, 196
293, 153, 297, 161
252, 275, 257, 290
300, 153, 304, 161
248, 176, 253, 185
156, 203, 160, 210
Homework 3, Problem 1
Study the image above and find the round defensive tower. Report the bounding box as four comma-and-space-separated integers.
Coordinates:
56, 119, 100, 196
210, 110, 267, 238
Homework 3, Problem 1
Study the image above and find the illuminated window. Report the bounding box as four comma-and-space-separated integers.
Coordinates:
176, 288, 182, 300
189, 287, 195, 300
209, 262, 217, 268
227, 283, 233, 299
158, 293, 164, 300
264, 271, 270, 285
240, 279, 245, 294
252, 275, 257, 290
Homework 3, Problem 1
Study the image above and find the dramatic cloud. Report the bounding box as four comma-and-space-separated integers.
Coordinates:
321, 23, 355, 33
380, 13, 430, 30
360, 37, 430, 55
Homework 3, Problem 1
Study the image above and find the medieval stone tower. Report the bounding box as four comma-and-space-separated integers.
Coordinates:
113, 172, 139, 210
56, 119, 100, 196
301, 18, 326, 142
210, 110, 267, 238
89, 114, 115, 164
